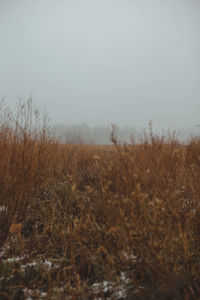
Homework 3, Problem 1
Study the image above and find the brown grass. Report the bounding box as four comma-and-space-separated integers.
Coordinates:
0, 100, 200, 299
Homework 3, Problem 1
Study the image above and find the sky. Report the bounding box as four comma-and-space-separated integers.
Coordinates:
0, 0, 200, 130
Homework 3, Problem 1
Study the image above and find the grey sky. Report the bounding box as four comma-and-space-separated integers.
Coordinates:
0, 0, 199, 130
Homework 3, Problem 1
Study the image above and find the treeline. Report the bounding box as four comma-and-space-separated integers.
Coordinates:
53, 123, 139, 144
53, 122, 199, 145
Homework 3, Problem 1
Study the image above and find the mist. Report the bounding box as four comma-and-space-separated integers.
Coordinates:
0, 0, 200, 133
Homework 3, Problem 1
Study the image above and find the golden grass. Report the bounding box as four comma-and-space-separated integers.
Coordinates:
0, 100, 200, 299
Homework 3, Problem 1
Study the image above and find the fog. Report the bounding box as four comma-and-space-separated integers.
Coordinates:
0, 0, 200, 133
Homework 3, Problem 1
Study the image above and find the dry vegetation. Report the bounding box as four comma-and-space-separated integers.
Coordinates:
0, 100, 200, 299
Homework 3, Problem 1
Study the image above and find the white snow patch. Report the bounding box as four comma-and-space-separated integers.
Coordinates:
122, 251, 137, 263
20, 259, 58, 272
6, 256, 25, 262
0, 205, 7, 212
23, 288, 47, 299
92, 271, 131, 299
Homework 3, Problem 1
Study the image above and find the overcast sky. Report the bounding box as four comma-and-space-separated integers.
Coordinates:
0, 0, 199, 130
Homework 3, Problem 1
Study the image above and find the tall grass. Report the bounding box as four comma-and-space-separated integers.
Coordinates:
0, 100, 199, 299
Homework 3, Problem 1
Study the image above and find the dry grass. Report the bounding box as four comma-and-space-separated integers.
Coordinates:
0, 100, 200, 299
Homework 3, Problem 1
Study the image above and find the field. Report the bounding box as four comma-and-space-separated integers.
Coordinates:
0, 101, 200, 299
